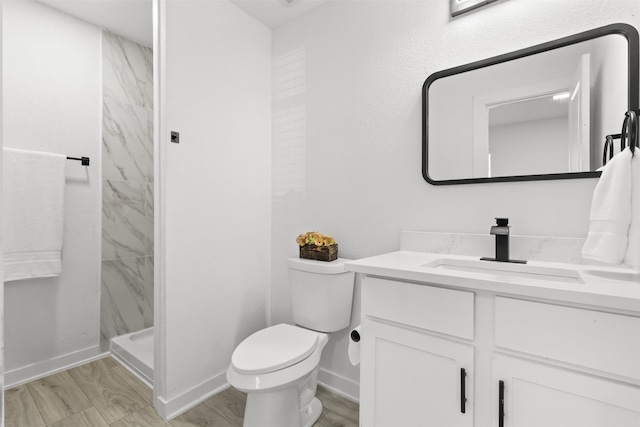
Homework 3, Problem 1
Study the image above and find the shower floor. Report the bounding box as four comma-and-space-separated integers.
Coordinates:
110, 327, 154, 386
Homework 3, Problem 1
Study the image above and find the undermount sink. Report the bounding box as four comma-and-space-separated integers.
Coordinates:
422, 258, 584, 284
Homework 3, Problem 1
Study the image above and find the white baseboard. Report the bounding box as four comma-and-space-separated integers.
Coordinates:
154, 367, 359, 420
4, 345, 105, 389
318, 367, 359, 403
154, 370, 229, 421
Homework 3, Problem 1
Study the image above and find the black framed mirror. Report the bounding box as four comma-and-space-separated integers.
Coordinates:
422, 23, 639, 185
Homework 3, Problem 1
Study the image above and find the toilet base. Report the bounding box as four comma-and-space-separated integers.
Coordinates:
300, 397, 322, 427
243, 388, 323, 427
229, 330, 330, 427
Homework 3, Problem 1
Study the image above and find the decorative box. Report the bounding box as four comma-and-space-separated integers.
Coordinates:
299, 243, 338, 262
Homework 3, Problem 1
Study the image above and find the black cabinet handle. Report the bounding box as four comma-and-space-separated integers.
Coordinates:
460, 368, 467, 413
498, 380, 505, 427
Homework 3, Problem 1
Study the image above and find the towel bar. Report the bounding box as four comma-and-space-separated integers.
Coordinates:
66, 156, 90, 166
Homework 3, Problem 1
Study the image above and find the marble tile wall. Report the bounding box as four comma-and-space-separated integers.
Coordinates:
101, 31, 154, 346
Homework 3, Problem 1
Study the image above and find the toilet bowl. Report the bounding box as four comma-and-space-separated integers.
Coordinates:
226, 257, 355, 427
227, 324, 329, 427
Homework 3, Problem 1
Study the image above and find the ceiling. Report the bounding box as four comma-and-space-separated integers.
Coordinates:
38, 0, 154, 47
37, 0, 330, 48
228, 0, 330, 29
490, 93, 570, 127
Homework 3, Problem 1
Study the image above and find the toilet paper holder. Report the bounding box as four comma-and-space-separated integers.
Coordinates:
348, 326, 361, 366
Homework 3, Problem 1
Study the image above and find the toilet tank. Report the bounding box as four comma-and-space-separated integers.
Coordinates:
287, 258, 355, 333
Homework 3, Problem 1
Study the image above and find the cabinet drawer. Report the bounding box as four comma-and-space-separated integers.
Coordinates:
362, 277, 474, 339
495, 297, 640, 380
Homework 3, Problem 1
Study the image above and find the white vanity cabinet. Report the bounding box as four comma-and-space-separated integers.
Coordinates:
360, 277, 475, 427
361, 320, 474, 427
493, 355, 640, 427
493, 297, 640, 427
359, 276, 640, 427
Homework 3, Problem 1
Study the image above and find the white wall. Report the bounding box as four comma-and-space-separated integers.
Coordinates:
2, 1, 102, 384
0, 0, 5, 420
272, 0, 640, 400
490, 117, 569, 177
156, 0, 271, 417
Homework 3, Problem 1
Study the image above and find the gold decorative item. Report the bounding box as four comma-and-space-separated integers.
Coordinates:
296, 231, 338, 262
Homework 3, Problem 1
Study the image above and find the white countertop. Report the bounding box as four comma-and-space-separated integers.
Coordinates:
345, 251, 640, 313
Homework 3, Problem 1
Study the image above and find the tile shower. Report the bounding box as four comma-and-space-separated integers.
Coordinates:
101, 31, 154, 348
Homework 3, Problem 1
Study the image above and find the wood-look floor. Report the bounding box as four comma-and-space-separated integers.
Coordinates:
5, 357, 359, 427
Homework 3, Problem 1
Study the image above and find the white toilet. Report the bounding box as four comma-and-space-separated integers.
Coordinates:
226, 257, 355, 427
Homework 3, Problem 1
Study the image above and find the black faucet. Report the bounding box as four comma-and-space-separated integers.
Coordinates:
480, 218, 526, 264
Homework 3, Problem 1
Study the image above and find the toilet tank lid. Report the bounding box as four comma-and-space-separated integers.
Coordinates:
287, 257, 353, 274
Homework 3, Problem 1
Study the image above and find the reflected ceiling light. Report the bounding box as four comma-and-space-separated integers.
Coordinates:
280, 0, 301, 7
552, 92, 571, 101
451, 0, 499, 17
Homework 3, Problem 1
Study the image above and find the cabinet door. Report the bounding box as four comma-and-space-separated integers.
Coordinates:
360, 319, 474, 427
493, 355, 640, 427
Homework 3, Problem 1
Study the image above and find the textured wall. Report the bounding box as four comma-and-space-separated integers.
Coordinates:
157, 0, 272, 415
2, 0, 102, 382
272, 0, 640, 399
101, 31, 154, 345
1, 1, 5, 412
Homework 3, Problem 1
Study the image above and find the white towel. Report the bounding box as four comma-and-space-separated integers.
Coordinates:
623, 151, 640, 266
582, 147, 633, 264
3, 148, 66, 281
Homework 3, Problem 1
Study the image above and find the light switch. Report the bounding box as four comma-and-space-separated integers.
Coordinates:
171, 131, 180, 144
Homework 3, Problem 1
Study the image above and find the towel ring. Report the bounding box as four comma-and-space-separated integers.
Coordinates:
603, 135, 614, 165
632, 111, 636, 152
621, 110, 638, 155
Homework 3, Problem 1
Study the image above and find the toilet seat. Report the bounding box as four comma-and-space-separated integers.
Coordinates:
231, 324, 319, 375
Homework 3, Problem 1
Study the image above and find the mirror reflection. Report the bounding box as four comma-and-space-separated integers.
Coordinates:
424, 24, 639, 184
488, 92, 571, 177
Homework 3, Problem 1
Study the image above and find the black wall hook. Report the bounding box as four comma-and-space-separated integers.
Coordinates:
622, 110, 639, 156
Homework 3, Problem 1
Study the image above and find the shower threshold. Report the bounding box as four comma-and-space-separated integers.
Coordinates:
110, 327, 154, 386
